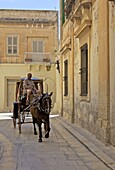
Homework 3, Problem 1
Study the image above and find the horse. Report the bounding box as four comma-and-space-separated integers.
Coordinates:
26, 92, 53, 142
19, 90, 52, 142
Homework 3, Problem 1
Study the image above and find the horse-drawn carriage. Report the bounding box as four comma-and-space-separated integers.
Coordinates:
12, 77, 53, 142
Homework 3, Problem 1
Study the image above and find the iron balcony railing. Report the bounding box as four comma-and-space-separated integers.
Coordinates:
64, 0, 75, 18
64, 0, 92, 19
24, 52, 51, 63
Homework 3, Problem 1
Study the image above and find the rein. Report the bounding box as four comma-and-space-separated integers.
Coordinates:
24, 93, 51, 114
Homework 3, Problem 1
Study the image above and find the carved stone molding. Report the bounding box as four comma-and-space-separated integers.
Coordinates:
74, 19, 91, 38
73, 0, 92, 16
60, 43, 71, 54
70, 0, 92, 26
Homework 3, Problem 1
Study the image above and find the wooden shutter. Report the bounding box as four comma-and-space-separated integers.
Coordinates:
33, 41, 43, 53
33, 41, 37, 52
7, 36, 17, 54
38, 41, 43, 53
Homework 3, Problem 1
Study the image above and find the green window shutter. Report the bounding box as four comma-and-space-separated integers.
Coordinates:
62, 0, 65, 25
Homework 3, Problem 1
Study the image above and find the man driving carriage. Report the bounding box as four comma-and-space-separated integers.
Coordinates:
13, 74, 52, 142
23, 73, 40, 105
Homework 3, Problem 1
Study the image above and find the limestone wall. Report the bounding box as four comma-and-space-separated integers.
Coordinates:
0, 9, 58, 112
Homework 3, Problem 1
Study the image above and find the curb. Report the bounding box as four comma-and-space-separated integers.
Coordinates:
0, 144, 4, 160
57, 117, 115, 170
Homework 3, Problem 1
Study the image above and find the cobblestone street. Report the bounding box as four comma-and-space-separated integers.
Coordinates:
0, 113, 115, 170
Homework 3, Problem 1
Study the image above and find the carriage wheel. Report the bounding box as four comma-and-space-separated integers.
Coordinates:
13, 102, 18, 128
18, 111, 21, 134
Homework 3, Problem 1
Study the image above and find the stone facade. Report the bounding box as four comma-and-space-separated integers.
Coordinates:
0, 9, 58, 112
60, 0, 115, 146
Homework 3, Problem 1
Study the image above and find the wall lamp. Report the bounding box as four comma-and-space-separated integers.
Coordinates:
46, 60, 60, 73
108, 0, 115, 2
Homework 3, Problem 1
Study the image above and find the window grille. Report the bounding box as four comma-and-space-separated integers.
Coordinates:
63, 59, 68, 96
80, 44, 88, 96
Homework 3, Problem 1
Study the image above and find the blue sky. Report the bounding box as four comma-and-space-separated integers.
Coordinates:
0, 0, 59, 10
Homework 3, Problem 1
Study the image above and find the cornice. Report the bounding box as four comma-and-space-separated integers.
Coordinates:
74, 19, 91, 38
0, 18, 55, 24
60, 44, 71, 54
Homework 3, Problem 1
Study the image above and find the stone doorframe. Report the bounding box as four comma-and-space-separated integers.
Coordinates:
4, 76, 20, 112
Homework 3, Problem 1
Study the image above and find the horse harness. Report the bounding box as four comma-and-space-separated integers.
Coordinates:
24, 93, 51, 114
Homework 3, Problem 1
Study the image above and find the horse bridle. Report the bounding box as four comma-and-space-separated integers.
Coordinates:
41, 95, 52, 114
28, 93, 52, 114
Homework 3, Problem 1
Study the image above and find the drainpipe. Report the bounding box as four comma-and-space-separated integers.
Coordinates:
106, 0, 110, 144
71, 22, 75, 123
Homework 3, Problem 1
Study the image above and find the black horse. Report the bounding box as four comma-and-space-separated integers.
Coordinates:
29, 92, 53, 142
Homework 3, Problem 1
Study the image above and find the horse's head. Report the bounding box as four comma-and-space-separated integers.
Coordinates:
40, 92, 53, 114
29, 92, 53, 114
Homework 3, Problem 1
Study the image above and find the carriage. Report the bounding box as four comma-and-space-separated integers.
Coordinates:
12, 77, 52, 142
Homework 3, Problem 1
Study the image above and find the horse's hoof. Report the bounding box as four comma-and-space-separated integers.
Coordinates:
45, 131, 49, 138
38, 138, 42, 142
34, 131, 37, 135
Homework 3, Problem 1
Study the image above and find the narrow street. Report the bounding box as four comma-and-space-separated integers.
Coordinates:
0, 113, 115, 170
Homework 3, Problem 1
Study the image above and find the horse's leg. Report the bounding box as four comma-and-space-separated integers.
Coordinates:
38, 120, 42, 142
43, 120, 46, 132
44, 115, 50, 138
33, 117, 37, 135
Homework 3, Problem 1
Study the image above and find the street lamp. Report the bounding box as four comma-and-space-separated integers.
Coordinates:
46, 60, 60, 73
46, 62, 51, 71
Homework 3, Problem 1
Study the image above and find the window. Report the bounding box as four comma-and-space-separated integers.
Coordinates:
80, 44, 88, 96
32, 41, 43, 53
32, 40, 44, 62
63, 59, 68, 96
7, 36, 18, 55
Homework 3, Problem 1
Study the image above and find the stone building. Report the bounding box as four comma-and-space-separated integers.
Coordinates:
59, 0, 115, 146
0, 9, 58, 112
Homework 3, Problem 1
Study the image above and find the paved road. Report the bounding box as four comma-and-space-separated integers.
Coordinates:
0, 113, 115, 170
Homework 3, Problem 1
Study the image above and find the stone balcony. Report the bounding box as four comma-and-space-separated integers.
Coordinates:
69, 0, 92, 18
24, 52, 51, 63
0, 52, 52, 64
66, 0, 92, 21
24, 52, 52, 64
